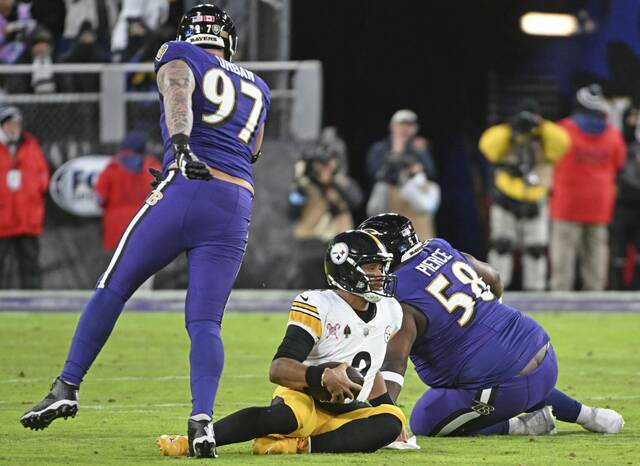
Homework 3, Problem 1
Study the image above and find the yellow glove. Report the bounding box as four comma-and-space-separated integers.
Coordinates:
156, 434, 189, 456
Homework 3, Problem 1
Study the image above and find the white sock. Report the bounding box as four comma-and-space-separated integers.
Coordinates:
576, 405, 592, 425
508, 417, 522, 434
190, 413, 212, 422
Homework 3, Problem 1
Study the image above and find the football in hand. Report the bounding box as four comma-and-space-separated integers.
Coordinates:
306, 362, 364, 402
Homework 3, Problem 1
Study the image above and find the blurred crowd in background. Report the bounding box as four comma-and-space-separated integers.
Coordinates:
2, 87, 639, 292
0, 0, 191, 94
0, 1, 639, 292
285, 85, 639, 292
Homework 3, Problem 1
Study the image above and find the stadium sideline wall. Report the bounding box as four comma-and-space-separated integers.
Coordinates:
1, 291, 639, 313
29, 140, 301, 290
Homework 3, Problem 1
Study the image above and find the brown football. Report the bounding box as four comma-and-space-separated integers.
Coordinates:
305, 362, 365, 402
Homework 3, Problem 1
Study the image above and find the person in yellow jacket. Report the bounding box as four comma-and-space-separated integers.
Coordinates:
479, 99, 569, 290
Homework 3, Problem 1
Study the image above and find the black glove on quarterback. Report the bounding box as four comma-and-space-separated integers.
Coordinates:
172, 134, 212, 180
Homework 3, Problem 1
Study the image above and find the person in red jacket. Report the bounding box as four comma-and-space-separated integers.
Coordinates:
94, 130, 161, 251
0, 105, 49, 289
550, 85, 626, 290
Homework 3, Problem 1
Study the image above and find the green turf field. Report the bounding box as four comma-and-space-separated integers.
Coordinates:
0, 311, 638, 465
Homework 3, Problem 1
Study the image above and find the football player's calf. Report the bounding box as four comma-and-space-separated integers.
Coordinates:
543, 388, 624, 434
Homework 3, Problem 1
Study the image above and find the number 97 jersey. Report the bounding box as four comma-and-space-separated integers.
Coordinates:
287, 289, 403, 402
154, 41, 271, 187
395, 238, 549, 390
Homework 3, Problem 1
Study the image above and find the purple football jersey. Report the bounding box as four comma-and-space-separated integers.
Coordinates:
154, 41, 271, 186
396, 238, 549, 389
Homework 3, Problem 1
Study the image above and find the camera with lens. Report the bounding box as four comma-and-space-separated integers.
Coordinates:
377, 150, 421, 185
511, 110, 539, 135
509, 111, 542, 186
296, 143, 338, 186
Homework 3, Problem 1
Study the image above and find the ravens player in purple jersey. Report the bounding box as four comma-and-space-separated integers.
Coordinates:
359, 213, 624, 438
20, 4, 270, 458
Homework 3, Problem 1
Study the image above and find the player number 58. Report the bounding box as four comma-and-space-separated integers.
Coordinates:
426, 261, 495, 327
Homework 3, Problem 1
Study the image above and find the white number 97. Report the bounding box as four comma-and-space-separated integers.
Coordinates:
201, 68, 264, 144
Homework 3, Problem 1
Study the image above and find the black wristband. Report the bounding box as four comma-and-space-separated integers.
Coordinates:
369, 392, 394, 407
171, 133, 189, 147
305, 365, 324, 388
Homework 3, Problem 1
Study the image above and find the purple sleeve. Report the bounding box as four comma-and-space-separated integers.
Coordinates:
154, 41, 199, 73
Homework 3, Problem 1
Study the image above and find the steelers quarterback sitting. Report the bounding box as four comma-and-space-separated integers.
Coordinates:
157, 229, 407, 456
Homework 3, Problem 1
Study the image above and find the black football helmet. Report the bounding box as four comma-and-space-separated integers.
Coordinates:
358, 213, 423, 270
324, 230, 397, 303
176, 4, 238, 61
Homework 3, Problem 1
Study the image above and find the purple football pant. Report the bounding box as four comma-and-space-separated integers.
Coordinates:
61, 169, 252, 417
410, 345, 558, 436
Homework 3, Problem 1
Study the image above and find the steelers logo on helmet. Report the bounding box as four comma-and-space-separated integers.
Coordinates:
330, 242, 349, 265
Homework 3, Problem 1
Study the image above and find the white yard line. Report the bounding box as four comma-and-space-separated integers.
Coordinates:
587, 395, 640, 401
1, 401, 261, 412
2, 373, 262, 384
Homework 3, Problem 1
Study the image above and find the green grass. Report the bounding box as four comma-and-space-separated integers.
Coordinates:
0, 311, 638, 465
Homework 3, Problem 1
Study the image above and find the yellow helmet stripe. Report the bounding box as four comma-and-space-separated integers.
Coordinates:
361, 230, 387, 254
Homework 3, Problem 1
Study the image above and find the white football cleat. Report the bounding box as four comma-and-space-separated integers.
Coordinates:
578, 407, 624, 434
509, 406, 557, 435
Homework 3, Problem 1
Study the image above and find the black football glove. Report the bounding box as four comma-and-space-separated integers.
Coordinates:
149, 168, 163, 188
172, 134, 212, 180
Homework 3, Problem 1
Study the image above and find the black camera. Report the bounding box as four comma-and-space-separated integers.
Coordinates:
298, 143, 337, 184
377, 151, 421, 185
513, 139, 539, 186
511, 110, 539, 134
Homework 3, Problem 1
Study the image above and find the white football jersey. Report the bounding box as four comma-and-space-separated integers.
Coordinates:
287, 289, 403, 401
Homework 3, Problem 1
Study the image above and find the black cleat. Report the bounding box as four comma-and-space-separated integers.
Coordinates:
188, 417, 218, 458
20, 377, 79, 430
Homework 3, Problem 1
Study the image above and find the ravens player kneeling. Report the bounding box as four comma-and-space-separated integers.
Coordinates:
157, 230, 406, 456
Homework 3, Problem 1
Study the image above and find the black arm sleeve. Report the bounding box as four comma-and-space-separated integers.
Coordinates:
273, 325, 316, 362
369, 391, 394, 407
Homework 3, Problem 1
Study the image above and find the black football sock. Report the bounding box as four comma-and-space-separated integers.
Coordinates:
213, 403, 297, 446
310, 414, 401, 453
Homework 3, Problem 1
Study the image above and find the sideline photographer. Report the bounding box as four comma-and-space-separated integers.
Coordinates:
366, 109, 440, 239
480, 98, 569, 290
287, 142, 362, 288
